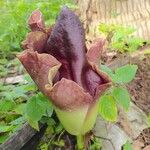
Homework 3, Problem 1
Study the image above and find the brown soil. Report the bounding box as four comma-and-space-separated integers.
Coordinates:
128, 55, 150, 115
127, 55, 150, 149
133, 128, 150, 150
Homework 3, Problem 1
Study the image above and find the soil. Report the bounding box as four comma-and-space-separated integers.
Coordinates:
133, 128, 150, 150
128, 55, 150, 115
127, 55, 150, 150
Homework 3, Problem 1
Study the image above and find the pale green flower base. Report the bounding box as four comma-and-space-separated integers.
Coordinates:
54, 101, 99, 135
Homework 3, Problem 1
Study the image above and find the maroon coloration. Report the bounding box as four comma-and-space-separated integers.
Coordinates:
18, 6, 111, 109
28, 9, 45, 31
45, 7, 106, 96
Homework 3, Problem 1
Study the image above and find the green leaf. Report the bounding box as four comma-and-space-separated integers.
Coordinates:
10, 117, 25, 126
40, 117, 55, 127
123, 141, 133, 150
26, 95, 46, 122
99, 95, 117, 122
147, 115, 150, 127
27, 117, 39, 131
100, 65, 118, 82
112, 87, 130, 111
40, 143, 49, 150
0, 100, 16, 112
0, 134, 9, 144
114, 64, 138, 83
0, 125, 14, 133
14, 103, 26, 115
100, 65, 113, 75
25, 93, 53, 130
36, 93, 53, 117
126, 38, 144, 52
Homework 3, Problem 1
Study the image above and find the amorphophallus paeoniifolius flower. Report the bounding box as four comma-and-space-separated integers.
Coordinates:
18, 6, 111, 135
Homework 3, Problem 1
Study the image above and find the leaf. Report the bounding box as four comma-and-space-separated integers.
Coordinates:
14, 103, 26, 115
100, 65, 118, 82
114, 64, 138, 83
0, 100, 16, 112
26, 95, 46, 122
51, 140, 65, 147
99, 95, 117, 122
100, 65, 113, 75
112, 87, 130, 111
0, 134, 9, 144
0, 125, 14, 133
10, 117, 25, 125
111, 41, 125, 51
36, 93, 53, 117
126, 38, 144, 52
0, 58, 8, 65
25, 93, 53, 130
123, 141, 133, 150
40, 143, 49, 150
40, 117, 55, 127
147, 115, 150, 127
27, 117, 39, 131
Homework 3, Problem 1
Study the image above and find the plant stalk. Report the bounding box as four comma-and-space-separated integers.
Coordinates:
77, 134, 85, 150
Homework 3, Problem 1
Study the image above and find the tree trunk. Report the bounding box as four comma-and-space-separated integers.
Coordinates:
75, 0, 150, 40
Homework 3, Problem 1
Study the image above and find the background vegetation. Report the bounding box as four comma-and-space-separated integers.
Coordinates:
0, 0, 148, 149
0, 0, 75, 146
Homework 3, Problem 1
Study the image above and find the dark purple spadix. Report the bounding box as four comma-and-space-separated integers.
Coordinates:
45, 7, 106, 96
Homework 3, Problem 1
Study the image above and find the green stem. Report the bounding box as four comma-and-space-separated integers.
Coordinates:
77, 135, 85, 150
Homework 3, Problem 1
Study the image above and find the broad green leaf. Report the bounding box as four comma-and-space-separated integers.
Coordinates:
123, 141, 133, 150
26, 95, 46, 122
27, 117, 39, 131
0, 100, 16, 112
36, 93, 53, 117
99, 95, 117, 122
14, 103, 26, 115
100, 65, 118, 82
112, 87, 130, 111
126, 38, 144, 52
111, 41, 125, 51
25, 93, 53, 130
24, 83, 37, 91
114, 65, 138, 83
0, 125, 14, 133
100, 65, 113, 75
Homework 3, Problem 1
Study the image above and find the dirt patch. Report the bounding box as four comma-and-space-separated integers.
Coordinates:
128, 55, 150, 115
133, 128, 150, 150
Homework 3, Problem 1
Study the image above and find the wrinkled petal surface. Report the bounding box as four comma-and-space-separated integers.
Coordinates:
22, 31, 48, 53
46, 78, 93, 109
45, 6, 110, 97
17, 51, 61, 94
18, 7, 111, 110
86, 38, 105, 66
28, 9, 45, 31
